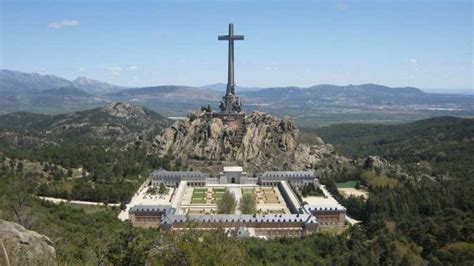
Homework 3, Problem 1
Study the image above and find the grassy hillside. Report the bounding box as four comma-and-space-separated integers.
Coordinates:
311, 116, 474, 179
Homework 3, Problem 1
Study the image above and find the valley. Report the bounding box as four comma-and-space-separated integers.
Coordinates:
1, 1, 472, 264
2, 70, 473, 127
0, 102, 472, 264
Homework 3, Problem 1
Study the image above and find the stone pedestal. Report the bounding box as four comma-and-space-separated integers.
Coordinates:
213, 112, 245, 130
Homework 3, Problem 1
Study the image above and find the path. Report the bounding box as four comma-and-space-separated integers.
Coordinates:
38, 196, 119, 207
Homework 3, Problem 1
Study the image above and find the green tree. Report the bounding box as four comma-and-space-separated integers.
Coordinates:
159, 183, 167, 194
239, 193, 256, 214
149, 228, 247, 265
217, 190, 237, 214
2, 176, 36, 229
16, 161, 24, 173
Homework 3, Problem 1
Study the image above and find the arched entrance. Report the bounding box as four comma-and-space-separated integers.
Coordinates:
231, 177, 236, 184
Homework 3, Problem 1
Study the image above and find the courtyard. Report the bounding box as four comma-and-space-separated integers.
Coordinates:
175, 184, 290, 215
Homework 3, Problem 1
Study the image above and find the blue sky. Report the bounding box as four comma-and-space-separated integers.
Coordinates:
1, 0, 472, 90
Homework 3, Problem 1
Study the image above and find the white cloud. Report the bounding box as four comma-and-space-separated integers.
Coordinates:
78, 67, 85, 72
109, 67, 122, 76
129, 66, 139, 70
48, 19, 80, 29
409, 58, 417, 64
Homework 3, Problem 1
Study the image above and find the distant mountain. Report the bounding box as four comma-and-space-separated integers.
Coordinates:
0, 69, 72, 93
15, 87, 93, 110
0, 102, 171, 142
199, 83, 227, 91
200, 83, 262, 92
421, 88, 474, 95
38, 86, 90, 97
312, 116, 474, 179
0, 70, 122, 114
1, 69, 473, 126
108, 86, 221, 116
111, 85, 220, 100
71, 76, 123, 94
241, 84, 428, 105
0, 69, 123, 94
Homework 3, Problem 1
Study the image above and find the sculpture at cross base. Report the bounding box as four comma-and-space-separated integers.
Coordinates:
218, 23, 244, 114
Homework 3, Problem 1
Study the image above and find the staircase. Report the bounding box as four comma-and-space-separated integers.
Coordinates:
234, 126, 246, 146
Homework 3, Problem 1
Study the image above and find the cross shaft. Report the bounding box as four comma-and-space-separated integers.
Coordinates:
218, 23, 244, 95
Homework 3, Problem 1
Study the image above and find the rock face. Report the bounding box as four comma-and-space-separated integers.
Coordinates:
101, 102, 146, 118
362, 155, 409, 178
0, 219, 56, 266
153, 111, 351, 171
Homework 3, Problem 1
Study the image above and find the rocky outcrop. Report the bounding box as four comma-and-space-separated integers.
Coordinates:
0, 219, 56, 266
101, 102, 146, 118
361, 155, 413, 180
153, 111, 352, 171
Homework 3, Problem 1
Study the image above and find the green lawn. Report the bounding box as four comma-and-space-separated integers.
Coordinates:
336, 180, 358, 189
192, 189, 206, 198
191, 188, 212, 204
191, 198, 206, 204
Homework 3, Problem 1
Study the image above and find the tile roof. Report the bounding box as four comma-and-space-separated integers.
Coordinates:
303, 204, 346, 212
160, 214, 318, 225
260, 170, 315, 180
129, 205, 174, 214
151, 169, 208, 180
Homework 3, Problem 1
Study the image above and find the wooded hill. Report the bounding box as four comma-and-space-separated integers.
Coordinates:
311, 116, 474, 179
0, 103, 172, 203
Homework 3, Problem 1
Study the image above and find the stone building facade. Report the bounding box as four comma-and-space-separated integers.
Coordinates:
160, 214, 318, 238
131, 166, 347, 236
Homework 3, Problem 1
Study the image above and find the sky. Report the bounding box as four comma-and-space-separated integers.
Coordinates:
1, 0, 472, 90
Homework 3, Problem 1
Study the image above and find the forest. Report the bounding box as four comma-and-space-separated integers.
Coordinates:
1, 156, 473, 265
0, 137, 172, 203
0, 112, 473, 264
312, 116, 474, 179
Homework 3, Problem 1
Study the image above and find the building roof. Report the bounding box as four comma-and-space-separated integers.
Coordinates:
223, 166, 243, 172
160, 214, 318, 225
303, 204, 346, 212
151, 169, 208, 180
129, 204, 174, 214
260, 170, 315, 180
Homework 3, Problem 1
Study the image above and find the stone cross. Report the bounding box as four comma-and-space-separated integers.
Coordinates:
218, 23, 244, 95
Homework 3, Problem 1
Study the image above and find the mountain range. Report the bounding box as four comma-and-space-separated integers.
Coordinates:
1, 69, 473, 127
0, 69, 124, 94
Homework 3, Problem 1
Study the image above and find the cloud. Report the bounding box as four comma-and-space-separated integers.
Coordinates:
48, 19, 80, 29
409, 58, 417, 64
109, 67, 122, 76
129, 66, 138, 70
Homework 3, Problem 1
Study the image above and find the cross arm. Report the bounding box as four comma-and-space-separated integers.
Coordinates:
218, 35, 244, 41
